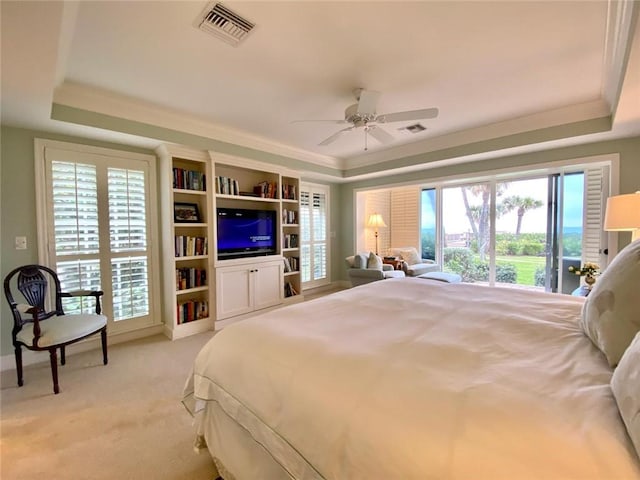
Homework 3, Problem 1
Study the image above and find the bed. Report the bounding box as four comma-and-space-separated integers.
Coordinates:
183, 243, 640, 479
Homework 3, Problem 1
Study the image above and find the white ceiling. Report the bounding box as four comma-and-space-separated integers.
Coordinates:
2, 1, 639, 178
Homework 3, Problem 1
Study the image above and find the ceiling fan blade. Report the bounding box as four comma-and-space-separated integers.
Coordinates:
291, 119, 347, 124
318, 127, 353, 146
368, 126, 394, 144
376, 107, 439, 123
356, 89, 381, 116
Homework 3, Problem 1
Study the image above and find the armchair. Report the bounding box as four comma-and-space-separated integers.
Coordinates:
4, 264, 108, 394
389, 247, 440, 277
345, 252, 405, 287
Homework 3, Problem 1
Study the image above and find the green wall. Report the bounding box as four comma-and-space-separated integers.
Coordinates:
0, 127, 156, 356
3, 124, 638, 357
336, 136, 640, 280
0, 126, 344, 358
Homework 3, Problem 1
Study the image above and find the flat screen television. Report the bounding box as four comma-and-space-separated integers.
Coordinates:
217, 208, 277, 260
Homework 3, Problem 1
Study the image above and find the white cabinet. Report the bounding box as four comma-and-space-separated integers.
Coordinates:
216, 259, 283, 320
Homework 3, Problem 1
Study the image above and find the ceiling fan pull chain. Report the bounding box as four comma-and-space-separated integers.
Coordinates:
365, 128, 368, 151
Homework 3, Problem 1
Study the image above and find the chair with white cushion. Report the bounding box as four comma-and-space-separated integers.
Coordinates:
389, 246, 440, 277
3, 264, 108, 394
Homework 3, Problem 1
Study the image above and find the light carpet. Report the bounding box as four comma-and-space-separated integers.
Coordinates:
1, 331, 218, 480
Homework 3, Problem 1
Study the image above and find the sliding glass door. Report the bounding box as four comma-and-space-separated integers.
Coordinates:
421, 166, 607, 293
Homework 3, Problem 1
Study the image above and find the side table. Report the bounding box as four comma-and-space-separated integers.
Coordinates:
382, 257, 404, 270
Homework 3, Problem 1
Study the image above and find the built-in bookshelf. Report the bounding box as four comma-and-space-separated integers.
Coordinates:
211, 155, 303, 312
157, 145, 214, 339
281, 175, 301, 300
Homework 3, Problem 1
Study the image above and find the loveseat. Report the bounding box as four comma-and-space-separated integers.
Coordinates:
345, 252, 405, 287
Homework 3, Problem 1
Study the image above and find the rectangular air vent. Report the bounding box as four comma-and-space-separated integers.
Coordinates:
195, 2, 255, 47
400, 123, 426, 134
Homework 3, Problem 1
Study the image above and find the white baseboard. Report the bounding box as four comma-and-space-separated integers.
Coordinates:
0, 324, 164, 372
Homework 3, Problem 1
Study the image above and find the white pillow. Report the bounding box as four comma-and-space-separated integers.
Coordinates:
367, 251, 383, 270
580, 239, 640, 367
399, 247, 421, 266
353, 252, 369, 269
611, 331, 640, 460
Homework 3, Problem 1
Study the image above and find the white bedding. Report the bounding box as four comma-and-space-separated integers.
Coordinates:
184, 278, 640, 479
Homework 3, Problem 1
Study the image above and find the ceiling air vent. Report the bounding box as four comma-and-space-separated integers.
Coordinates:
400, 123, 426, 134
195, 2, 255, 47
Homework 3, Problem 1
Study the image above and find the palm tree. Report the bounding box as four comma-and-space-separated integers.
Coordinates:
500, 196, 544, 236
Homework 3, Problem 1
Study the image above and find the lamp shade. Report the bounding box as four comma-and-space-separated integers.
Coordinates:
604, 192, 640, 231
366, 213, 387, 228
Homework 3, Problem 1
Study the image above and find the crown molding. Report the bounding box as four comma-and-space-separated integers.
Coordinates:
53, 82, 342, 170
344, 99, 611, 170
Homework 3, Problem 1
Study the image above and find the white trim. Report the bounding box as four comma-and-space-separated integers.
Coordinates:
0, 324, 164, 372
54, 82, 340, 169
299, 182, 331, 289
33, 138, 162, 335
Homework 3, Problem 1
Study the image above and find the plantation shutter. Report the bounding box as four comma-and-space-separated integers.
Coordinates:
391, 186, 420, 250
51, 161, 102, 313
42, 142, 157, 334
312, 191, 327, 281
583, 166, 608, 267
108, 168, 150, 320
300, 183, 329, 287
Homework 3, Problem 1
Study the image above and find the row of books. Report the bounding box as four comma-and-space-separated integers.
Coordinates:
282, 184, 297, 200
175, 236, 208, 257
177, 299, 209, 324
283, 256, 299, 273
176, 267, 207, 290
283, 233, 299, 249
254, 181, 278, 199
173, 168, 206, 191
216, 176, 239, 195
282, 208, 298, 224
284, 281, 299, 298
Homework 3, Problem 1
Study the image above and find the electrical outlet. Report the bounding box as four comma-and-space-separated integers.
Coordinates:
15, 236, 27, 250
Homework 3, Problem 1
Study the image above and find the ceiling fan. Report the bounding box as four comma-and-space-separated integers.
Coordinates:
293, 88, 438, 151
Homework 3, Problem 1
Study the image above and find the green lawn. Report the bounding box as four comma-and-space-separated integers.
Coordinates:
496, 255, 545, 286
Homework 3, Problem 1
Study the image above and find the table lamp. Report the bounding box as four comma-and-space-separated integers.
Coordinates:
604, 191, 640, 242
366, 213, 387, 255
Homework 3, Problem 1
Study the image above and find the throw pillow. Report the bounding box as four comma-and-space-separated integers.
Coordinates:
399, 247, 421, 266
353, 252, 369, 269
611, 331, 640, 459
580, 239, 640, 367
367, 251, 383, 270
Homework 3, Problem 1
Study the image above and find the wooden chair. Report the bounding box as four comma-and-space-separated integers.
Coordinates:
3, 264, 108, 394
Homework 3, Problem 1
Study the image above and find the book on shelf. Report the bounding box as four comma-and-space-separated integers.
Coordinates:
283, 233, 299, 249
282, 184, 297, 200
282, 208, 298, 224
216, 176, 239, 195
176, 299, 209, 324
174, 236, 208, 257
283, 256, 298, 272
173, 168, 206, 191
284, 281, 298, 298
253, 181, 278, 199
176, 267, 207, 290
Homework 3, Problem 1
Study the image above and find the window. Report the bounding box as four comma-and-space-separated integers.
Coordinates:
419, 162, 611, 293
35, 140, 159, 334
300, 183, 330, 288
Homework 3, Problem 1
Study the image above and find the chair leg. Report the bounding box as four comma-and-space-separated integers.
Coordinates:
49, 349, 60, 394
60, 346, 66, 366
15, 346, 23, 387
101, 328, 108, 365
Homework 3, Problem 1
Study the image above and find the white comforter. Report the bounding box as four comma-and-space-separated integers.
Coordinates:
186, 278, 640, 479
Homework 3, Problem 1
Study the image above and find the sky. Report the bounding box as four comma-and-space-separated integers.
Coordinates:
421, 173, 584, 234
